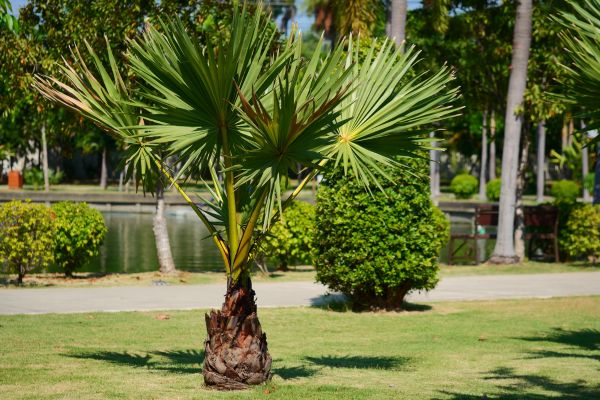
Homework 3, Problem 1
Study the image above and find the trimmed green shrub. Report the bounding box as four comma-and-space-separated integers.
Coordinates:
0, 200, 55, 283
584, 173, 595, 193
24, 167, 64, 189
550, 180, 579, 203
51, 202, 107, 277
561, 204, 600, 263
314, 160, 450, 310
451, 174, 478, 199
262, 201, 315, 270
486, 178, 502, 202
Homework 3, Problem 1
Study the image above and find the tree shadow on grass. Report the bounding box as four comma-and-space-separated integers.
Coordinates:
519, 328, 600, 363
519, 328, 600, 351
436, 366, 600, 399
305, 355, 410, 370
272, 365, 319, 379
67, 349, 204, 374
310, 294, 432, 313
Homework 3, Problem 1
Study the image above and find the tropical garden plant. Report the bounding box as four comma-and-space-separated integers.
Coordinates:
34, 1, 458, 389
556, 0, 600, 204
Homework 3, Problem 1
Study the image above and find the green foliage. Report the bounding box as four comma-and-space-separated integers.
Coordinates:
561, 204, 600, 263
0, 200, 55, 282
550, 180, 580, 203
261, 201, 315, 270
314, 160, 450, 310
451, 174, 478, 199
486, 178, 502, 202
51, 202, 107, 277
35, 2, 459, 286
584, 173, 595, 193
23, 167, 64, 189
557, 0, 600, 135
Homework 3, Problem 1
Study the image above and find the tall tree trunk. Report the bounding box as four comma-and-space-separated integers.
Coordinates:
490, 0, 532, 264
429, 132, 440, 200
389, 0, 407, 50
118, 170, 124, 192
489, 109, 497, 180
594, 142, 600, 205
561, 118, 568, 152
41, 124, 50, 193
536, 120, 546, 203
99, 147, 108, 190
479, 110, 488, 200
514, 129, 531, 260
582, 121, 591, 202
203, 276, 272, 389
153, 180, 176, 274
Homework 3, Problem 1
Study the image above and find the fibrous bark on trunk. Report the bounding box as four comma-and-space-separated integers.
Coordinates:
490, 0, 532, 264
203, 277, 272, 390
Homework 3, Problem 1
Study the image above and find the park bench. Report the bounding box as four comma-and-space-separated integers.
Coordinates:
447, 204, 559, 265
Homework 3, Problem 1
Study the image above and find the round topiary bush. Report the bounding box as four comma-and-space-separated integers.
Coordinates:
561, 204, 600, 263
0, 200, 55, 283
486, 178, 502, 202
451, 174, 478, 199
314, 160, 450, 310
51, 202, 107, 277
262, 200, 315, 270
550, 180, 579, 203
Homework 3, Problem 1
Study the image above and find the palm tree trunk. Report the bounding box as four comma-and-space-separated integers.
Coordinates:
514, 129, 530, 260
594, 143, 600, 205
203, 276, 272, 389
536, 120, 546, 203
41, 124, 50, 193
99, 147, 108, 190
429, 132, 440, 200
490, 0, 532, 264
479, 110, 488, 200
582, 121, 591, 202
153, 180, 176, 274
389, 0, 407, 50
489, 109, 497, 180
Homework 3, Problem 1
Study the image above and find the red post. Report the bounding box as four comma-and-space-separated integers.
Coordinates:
7, 170, 23, 189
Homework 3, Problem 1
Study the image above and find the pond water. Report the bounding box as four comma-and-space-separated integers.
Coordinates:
47, 211, 224, 274
45, 211, 496, 274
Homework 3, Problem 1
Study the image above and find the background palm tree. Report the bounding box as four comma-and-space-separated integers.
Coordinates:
490, 0, 533, 264
35, 2, 458, 389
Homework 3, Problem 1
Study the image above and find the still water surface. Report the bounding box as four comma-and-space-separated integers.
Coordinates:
48, 211, 224, 274
47, 211, 495, 274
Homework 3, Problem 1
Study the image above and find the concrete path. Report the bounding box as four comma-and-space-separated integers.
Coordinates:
1, 272, 599, 315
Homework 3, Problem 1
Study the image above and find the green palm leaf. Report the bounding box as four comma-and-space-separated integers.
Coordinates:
557, 0, 600, 135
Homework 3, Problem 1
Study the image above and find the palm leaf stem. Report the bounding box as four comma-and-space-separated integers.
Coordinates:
220, 125, 240, 265
152, 157, 230, 270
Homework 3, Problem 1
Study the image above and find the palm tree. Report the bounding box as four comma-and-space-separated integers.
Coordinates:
35, 3, 458, 389
489, 0, 532, 264
556, 0, 600, 205
389, 0, 407, 48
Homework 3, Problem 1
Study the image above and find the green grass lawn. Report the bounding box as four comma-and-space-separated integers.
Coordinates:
1, 297, 599, 399
439, 261, 600, 277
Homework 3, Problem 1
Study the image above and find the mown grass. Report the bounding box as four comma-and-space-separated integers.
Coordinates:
439, 261, 600, 277
1, 297, 599, 399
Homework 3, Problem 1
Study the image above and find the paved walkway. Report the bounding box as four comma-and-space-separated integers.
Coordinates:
1, 272, 599, 315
